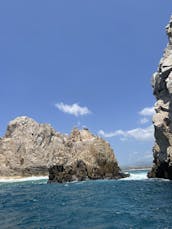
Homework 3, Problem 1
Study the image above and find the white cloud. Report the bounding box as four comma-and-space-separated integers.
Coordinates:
143, 153, 153, 159
127, 125, 154, 141
126, 151, 153, 166
140, 117, 149, 124
98, 129, 125, 138
132, 152, 139, 155
98, 125, 154, 141
139, 107, 155, 116
55, 102, 91, 117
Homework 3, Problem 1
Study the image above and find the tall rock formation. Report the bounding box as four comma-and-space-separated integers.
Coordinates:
0, 116, 126, 182
48, 128, 126, 183
0, 116, 67, 177
148, 16, 172, 179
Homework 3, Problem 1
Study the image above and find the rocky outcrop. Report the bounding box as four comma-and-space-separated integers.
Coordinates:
148, 16, 172, 179
0, 116, 126, 182
0, 116, 67, 177
48, 128, 127, 183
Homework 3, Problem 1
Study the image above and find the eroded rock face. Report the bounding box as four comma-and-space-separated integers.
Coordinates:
0, 116, 126, 181
148, 16, 172, 179
0, 116, 67, 177
48, 128, 127, 183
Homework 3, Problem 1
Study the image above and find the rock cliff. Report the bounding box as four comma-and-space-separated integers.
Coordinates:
48, 128, 127, 183
0, 116, 66, 177
0, 116, 126, 181
148, 16, 172, 179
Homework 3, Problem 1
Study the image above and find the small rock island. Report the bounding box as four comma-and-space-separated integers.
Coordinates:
148, 16, 172, 179
0, 116, 127, 182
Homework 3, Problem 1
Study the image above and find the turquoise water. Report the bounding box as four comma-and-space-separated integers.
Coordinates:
0, 170, 172, 229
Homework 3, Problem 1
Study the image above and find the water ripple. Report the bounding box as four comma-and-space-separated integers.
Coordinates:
0, 170, 172, 228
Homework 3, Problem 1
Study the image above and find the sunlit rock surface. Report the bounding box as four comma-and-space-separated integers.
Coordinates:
0, 116, 126, 181
148, 16, 172, 179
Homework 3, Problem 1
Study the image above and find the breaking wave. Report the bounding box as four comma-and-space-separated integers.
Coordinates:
122, 170, 148, 180
0, 176, 48, 183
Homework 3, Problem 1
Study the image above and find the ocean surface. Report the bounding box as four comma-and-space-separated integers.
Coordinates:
0, 169, 172, 229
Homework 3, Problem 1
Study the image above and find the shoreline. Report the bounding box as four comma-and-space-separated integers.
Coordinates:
0, 169, 150, 183
0, 175, 48, 183
122, 167, 151, 171
126, 168, 150, 171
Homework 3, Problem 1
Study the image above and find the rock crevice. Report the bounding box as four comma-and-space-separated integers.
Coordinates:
0, 116, 127, 182
148, 16, 172, 179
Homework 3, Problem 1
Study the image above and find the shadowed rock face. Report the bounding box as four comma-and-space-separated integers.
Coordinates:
48, 159, 127, 183
0, 116, 126, 181
148, 16, 172, 179
48, 128, 128, 183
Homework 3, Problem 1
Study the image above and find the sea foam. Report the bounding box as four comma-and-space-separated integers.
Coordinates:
122, 171, 148, 180
0, 176, 48, 183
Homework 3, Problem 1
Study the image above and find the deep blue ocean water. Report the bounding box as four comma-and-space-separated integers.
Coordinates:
0, 170, 172, 229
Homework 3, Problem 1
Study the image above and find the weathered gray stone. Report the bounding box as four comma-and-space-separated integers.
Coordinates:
0, 116, 67, 177
48, 128, 128, 182
0, 116, 127, 181
148, 16, 172, 180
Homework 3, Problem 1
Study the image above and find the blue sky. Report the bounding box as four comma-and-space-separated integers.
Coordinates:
0, 1, 171, 166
